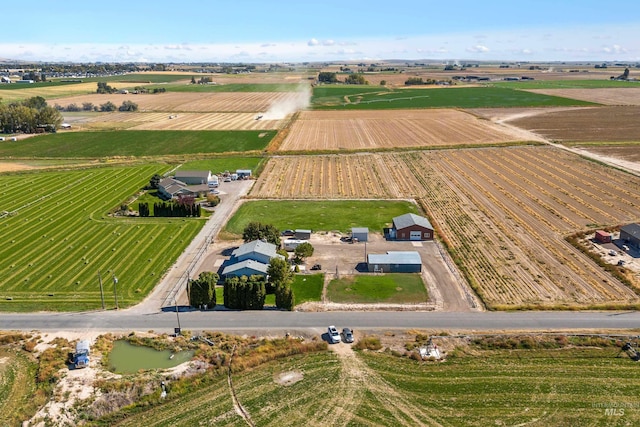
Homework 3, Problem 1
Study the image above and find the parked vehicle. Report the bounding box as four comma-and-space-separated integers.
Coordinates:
609, 250, 617, 256
342, 327, 354, 343
311, 264, 322, 271
328, 325, 341, 344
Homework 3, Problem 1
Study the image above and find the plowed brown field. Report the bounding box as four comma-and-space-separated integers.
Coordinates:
508, 106, 640, 142
48, 92, 297, 112
72, 112, 284, 131
278, 109, 527, 151
527, 88, 640, 105
251, 146, 640, 308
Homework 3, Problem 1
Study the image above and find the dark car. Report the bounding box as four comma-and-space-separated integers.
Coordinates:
311, 264, 322, 271
281, 229, 295, 237
342, 327, 354, 343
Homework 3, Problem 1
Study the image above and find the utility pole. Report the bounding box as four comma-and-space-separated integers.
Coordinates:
112, 273, 119, 310
97, 270, 105, 310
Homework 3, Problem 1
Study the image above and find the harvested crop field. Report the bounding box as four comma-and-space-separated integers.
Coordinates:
526, 88, 640, 105
278, 109, 528, 151
0, 82, 97, 102
72, 112, 284, 131
570, 143, 640, 164
507, 106, 640, 142
252, 147, 640, 308
48, 91, 300, 112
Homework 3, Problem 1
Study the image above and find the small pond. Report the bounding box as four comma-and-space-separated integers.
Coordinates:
108, 340, 194, 373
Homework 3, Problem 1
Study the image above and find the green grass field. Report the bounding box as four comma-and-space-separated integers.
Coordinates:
0, 348, 38, 426
327, 273, 427, 303
85, 344, 640, 426
312, 85, 596, 109
223, 200, 420, 236
489, 79, 640, 89
0, 130, 275, 158
291, 273, 323, 304
0, 165, 205, 311
179, 156, 265, 175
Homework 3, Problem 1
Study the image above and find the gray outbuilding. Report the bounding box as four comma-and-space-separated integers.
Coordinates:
351, 227, 369, 242
295, 229, 312, 240
620, 223, 640, 249
367, 251, 422, 273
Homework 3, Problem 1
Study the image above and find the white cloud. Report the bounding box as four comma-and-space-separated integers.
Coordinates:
466, 45, 490, 53
322, 39, 335, 46
260, 43, 276, 47
307, 38, 319, 46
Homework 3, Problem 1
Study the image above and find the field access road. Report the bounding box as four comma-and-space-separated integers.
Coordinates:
1, 310, 638, 334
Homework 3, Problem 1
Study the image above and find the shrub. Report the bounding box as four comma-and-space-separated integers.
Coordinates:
354, 336, 382, 351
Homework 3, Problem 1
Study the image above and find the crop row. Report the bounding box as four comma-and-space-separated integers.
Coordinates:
0, 165, 205, 311
251, 146, 640, 307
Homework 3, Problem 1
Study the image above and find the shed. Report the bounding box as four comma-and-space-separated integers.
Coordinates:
388, 213, 434, 241
295, 229, 312, 240
620, 223, 640, 249
351, 227, 369, 242
236, 169, 252, 178
594, 230, 612, 244
174, 170, 212, 185
367, 251, 422, 273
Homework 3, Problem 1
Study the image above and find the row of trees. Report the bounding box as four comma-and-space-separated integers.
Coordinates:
223, 275, 267, 310
54, 100, 138, 112
138, 202, 201, 217
0, 96, 62, 134
189, 272, 218, 308
317, 72, 369, 85
96, 82, 118, 94
242, 221, 281, 246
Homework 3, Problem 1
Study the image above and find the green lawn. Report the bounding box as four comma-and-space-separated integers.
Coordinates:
223, 200, 420, 236
178, 157, 265, 176
291, 273, 323, 304
312, 85, 596, 109
0, 165, 205, 311
0, 130, 275, 158
327, 273, 427, 303
489, 78, 640, 89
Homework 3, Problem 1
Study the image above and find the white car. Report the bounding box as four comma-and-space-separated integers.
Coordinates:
328, 325, 341, 344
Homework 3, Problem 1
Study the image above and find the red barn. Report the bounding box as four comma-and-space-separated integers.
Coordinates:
389, 213, 434, 241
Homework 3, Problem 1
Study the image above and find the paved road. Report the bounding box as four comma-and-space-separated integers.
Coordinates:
1, 310, 638, 334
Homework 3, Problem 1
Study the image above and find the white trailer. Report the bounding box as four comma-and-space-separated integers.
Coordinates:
283, 239, 306, 252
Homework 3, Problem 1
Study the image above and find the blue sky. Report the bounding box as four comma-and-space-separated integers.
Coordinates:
1, 1, 638, 63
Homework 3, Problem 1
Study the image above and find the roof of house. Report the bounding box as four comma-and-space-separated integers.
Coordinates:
159, 177, 188, 196
222, 259, 269, 276
367, 251, 422, 265
174, 170, 211, 180
393, 213, 433, 231
232, 240, 280, 259
621, 223, 640, 239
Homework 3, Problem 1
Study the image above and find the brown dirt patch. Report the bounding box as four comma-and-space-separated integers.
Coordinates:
274, 370, 304, 386
526, 88, 640, 105
0, 162, 35, 172
278, 109, 528, 152
507, 106, 640, 142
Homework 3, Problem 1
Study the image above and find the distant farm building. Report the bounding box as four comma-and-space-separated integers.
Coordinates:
367, 251, 422, 273
174, 170, 213, 185
386, 213, 434, 241
351, 227, 369, 242
620, 224, 640, 249
594, 230, 612, 244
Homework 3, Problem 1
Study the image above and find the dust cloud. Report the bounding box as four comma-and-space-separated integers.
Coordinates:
261, 84, 311, 120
